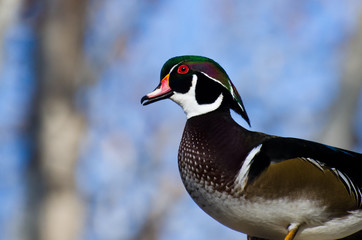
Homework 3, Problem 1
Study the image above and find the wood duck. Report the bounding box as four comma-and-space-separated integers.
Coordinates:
141, 56, 362, 240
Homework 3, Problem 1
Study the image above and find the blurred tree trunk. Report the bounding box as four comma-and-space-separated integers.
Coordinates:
27, 0, 89, 240
319, 14, 362, 150
0, 0, 22, 68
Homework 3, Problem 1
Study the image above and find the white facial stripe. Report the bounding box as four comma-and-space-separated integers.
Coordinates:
200, 72, 224, 87
170, 74, 223, 118
200, 72, 244, 112
168, 63, 178, 75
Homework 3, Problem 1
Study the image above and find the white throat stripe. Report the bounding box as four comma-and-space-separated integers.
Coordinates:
170, 74, 224, 118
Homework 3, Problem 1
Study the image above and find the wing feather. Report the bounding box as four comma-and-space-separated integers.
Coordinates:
246, 137, 362, 207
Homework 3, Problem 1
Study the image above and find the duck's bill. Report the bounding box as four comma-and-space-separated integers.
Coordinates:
141, 74, 173, 105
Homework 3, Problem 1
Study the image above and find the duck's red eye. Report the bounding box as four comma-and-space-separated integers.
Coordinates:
177, 65, 189, 74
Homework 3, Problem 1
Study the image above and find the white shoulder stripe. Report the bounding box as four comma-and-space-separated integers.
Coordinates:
235, 144, 262, 191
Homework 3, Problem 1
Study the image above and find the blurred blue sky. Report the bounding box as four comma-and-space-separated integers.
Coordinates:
1, 1, 362, 240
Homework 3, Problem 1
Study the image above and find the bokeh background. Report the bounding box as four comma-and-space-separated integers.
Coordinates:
1, 1, 362, 240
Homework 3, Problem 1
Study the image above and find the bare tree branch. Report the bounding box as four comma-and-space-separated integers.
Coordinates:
319, 14, 362, 149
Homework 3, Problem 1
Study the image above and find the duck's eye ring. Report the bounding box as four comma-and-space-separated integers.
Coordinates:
177, 65, 189, 74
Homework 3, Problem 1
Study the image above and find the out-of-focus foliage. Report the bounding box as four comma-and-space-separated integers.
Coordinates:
0, 1, 361, 240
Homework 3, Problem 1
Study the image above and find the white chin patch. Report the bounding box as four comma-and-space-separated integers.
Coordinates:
170, 74, 223, 119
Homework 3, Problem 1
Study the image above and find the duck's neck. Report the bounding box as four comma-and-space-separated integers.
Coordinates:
178, 109, 254, 194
